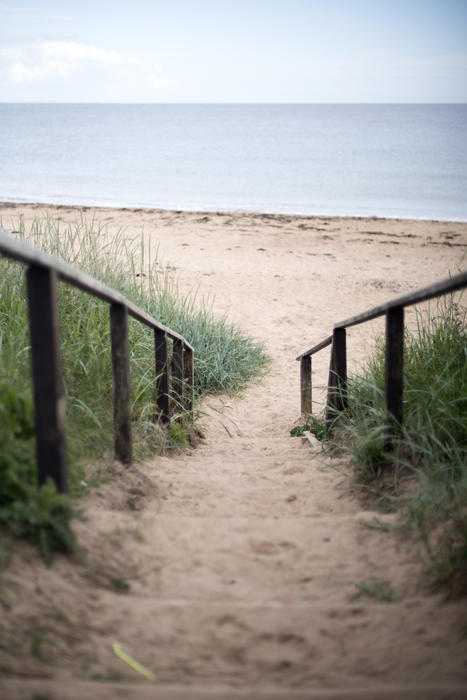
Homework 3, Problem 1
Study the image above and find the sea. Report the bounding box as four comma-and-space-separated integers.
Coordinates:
0, 103, 466, 221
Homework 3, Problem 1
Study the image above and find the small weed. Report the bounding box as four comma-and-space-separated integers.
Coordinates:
169, 422, 188, 449
109, 576, 131, 594
27, 627, 56, 663
350, 579, 402, 603
290, 423, 311, 437
360, 517, 403, 533
291, 416, 326, 441
0, 479, 83, 566
310, 415, 326, 441
106, 527, 145, 546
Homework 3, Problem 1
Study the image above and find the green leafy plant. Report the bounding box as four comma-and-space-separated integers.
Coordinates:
0, 479, 81, 566
290, 423, 311, 437
0, 381, 81, 565
291, 416, 326, 440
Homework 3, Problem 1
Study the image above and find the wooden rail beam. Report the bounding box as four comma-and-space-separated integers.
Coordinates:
26, 265, 67, 492
110, 303, 133, 465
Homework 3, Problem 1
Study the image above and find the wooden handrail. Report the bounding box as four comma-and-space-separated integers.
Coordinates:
0, 228, 195, 491
334, 270, 467, 331
296, 270, 467, 444
0, 228, 193, 348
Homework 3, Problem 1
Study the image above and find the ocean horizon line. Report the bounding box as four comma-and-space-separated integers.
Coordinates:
1, 101, 467, 106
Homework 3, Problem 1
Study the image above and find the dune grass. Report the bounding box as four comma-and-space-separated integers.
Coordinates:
0, 214, 268, 562
325, 296, 467, 594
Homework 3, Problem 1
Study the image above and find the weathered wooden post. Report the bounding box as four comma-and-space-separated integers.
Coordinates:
385, 306, 404, 448
326, 327, 348, 431
110, 302, 132, 465
26, 264, 68, 492
300, 355, 313, 416
155, 327, 170, 424
171, 338, 184, 417
183, 346, 194, 416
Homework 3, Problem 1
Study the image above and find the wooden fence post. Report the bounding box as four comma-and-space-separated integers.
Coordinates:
385, 305, 404, 448
300, 355, 312, 416
183, 346, 194, 416
155, 328, 170, 424
26, 265, 67, 492
326, 327, 347, 431
171, 338, 184, 417
110, 303, 132, 465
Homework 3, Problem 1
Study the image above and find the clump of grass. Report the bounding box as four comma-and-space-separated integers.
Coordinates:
326, 296, 467, 594
350, 578, 401, 603
109, 576, 131, 594
1, 215, 267, 461
0, 214, 268, 561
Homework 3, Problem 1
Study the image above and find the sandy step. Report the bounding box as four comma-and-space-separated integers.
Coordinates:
153, 454, 326, 477
147, 466, 355, 518
2, 679, 466, 700
9, 597, 463, 689
74, 513, 419, 605
182, 436, 320, 461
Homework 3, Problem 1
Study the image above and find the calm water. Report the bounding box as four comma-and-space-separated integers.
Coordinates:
0, 103, 466, 220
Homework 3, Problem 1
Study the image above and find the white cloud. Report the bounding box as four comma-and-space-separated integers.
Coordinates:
0, 40, 164, 86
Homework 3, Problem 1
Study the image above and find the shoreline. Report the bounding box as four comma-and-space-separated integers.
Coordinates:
1, 199, 466, 225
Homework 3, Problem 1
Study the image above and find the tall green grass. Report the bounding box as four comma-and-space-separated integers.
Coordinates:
0, 215, 268, 561
329, 297, 467, 594
1, 215, 268, 464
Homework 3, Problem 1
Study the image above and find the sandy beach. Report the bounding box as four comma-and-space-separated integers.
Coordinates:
0, 202, 466, 698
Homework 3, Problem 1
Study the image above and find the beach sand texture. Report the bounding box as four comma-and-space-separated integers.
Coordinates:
0, 203, 466, 699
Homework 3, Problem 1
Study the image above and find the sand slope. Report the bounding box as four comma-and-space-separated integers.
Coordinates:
0, 204, 466, 698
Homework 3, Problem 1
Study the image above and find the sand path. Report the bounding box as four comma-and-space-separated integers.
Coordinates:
0, 204, 466, 698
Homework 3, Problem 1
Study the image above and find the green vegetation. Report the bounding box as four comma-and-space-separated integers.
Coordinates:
0, 380, 80, 565
326, 297, 467, 594
27, 626, 56, 663
290, 416, 326, 440
109, 576, 131, 594
350, 578, 402, 603
0, 214, 268, 563
290, 423, 311, 437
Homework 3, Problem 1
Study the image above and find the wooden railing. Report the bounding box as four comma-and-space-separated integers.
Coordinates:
297, 270, 467, 444
0, 228, 194, 492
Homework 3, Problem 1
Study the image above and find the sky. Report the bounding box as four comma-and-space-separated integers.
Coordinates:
0, 0, 466, 103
